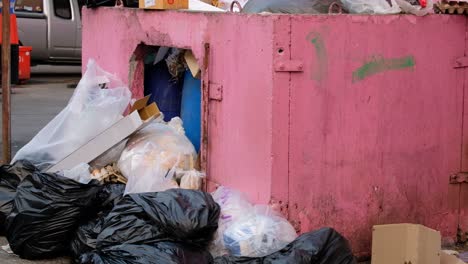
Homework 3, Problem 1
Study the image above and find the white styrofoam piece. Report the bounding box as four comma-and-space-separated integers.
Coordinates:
48, 111, 155, 173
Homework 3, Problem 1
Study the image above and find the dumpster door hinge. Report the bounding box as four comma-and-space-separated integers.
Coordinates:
450, 172, 468, 184
209, 82, 223, 101
274, 60, 304, 72
454, 57, 468, 69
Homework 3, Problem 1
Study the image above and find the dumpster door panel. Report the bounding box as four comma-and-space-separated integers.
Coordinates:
458, 18, 468, 239
288, 15, 466, 255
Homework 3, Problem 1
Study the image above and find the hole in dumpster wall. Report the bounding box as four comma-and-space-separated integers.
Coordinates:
277, 48, 284, 54
131, 44, 203, 170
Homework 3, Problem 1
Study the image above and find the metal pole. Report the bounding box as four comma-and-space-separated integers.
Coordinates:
2, 0, 11, 163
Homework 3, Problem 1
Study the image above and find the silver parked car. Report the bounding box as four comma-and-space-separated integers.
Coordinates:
15, 0, 83, 64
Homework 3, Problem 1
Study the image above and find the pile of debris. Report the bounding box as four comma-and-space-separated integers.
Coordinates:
85, 0, 442, 15
434, 0, 468, 14
0, 61, 356, 264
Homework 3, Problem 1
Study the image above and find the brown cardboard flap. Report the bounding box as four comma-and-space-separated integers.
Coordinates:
184, 50, 201, 79
139, 102, 160, 121
130, 95, 151, 113
139, 0, 188, 9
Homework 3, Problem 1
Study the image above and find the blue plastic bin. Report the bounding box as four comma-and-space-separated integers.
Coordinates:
180, 70, 201, 152
144, 61, 183, 122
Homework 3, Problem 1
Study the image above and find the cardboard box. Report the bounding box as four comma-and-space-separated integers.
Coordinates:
48, 96, 160, 172
371, 224, 441, 264
184, 50, 201, 79
139, 0, 188, 10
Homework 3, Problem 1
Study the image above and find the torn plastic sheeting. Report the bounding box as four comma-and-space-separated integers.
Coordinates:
6, 172, 101, 259
214, 227, 357, 264
79, 242, 213, 264
94, 189, 220, 250
0, 160, 37, 235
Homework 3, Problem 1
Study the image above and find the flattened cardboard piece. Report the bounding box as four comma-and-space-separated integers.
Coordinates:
184, 50, 201, 79
48, 97, 160, 172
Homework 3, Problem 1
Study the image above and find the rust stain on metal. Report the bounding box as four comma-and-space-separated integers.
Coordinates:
2, 0, 11, 164
208, 82, 223, 101
454, 56, 468, 68
200, 43, 210, 173
450, 172, 468, 184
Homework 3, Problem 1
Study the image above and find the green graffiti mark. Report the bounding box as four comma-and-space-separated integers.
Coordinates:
353, 56, 415, 82
307, 32, 328, 82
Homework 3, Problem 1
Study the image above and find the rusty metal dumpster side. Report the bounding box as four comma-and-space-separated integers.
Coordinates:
286, 15, 467, 255
82, 9, 468, 256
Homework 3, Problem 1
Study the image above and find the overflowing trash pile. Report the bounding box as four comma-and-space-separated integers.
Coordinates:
85, 0, 446, 15
0, 61, 356, 263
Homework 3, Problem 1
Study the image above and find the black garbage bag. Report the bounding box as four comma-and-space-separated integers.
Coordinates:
79, 242, 214, 264
242, 0, 344, 14
71, 216, 108, 264
0, 160, 37, 235
85, 0, 116, 8
70, 184, 126, 263
6, 172, 101, 259
123, 0, 139, 7
96, 189, 220, 249
90, 183, 126, 215
214, 227, 357, 264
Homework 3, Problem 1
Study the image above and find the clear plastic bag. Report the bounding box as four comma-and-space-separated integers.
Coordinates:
210, 186, 255, 257
118, 118, 197, 194
342, 0, 401, 14
179, 170, 205, 190
223, 205, 297, 258
12, 60, 131, 170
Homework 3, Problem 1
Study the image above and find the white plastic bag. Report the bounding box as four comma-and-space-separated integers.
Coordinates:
223, 205, 297, 258
179, 170, 205, 190
12, 60, 131, 170
118, 118, 197, 194
210, 186, 255, 257
62, 163, 93, 184
342, 0, 401, 14
394, 0, 433, 15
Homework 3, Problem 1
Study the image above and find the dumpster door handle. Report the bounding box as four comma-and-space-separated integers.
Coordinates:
450, 172, 468, 184
274, 60, 304, 72
209, 82, 223, 101
454, 57, 468, 69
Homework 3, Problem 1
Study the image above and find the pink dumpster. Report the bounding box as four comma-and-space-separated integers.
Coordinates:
82, 8, 468, 257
